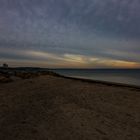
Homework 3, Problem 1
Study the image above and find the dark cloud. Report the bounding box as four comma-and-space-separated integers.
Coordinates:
0, 0, 140, 67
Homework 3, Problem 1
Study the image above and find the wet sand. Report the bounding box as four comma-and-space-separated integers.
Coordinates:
0, 75, 140, 140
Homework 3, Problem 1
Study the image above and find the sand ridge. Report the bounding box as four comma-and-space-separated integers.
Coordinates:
0, 75, 140, 140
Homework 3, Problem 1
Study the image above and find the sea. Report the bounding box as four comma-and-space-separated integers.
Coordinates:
52, 69, 140, 86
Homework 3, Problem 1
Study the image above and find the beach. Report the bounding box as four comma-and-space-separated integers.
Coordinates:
0, 73, 140, 140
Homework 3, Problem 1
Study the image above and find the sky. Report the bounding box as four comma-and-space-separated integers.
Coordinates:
0, 0, 140, 68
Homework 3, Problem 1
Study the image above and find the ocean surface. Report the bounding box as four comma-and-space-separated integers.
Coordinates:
52, 69, 140, 86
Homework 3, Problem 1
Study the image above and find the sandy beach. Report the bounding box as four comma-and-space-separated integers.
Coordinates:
0, 74, 140, 140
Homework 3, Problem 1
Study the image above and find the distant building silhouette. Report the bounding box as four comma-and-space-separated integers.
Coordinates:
3, 63, 8, 68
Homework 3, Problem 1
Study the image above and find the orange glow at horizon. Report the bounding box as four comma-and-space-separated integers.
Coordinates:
0, 50, 140, 68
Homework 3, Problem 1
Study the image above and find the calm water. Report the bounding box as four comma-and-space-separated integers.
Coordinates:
52, 69, 140, 86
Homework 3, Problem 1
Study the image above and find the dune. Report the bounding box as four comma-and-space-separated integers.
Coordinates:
0, 74, 140, 140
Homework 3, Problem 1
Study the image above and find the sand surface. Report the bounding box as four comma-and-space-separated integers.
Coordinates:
0, 75, 140, 140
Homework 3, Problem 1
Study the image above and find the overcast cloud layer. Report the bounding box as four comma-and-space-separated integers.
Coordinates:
0, 0, 140, 68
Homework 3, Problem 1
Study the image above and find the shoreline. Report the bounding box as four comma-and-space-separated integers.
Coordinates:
59, 75, 140, 90
0, 67, 140, 89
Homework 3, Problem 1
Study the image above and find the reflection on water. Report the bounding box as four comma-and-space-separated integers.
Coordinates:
53, 69, 140, 86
